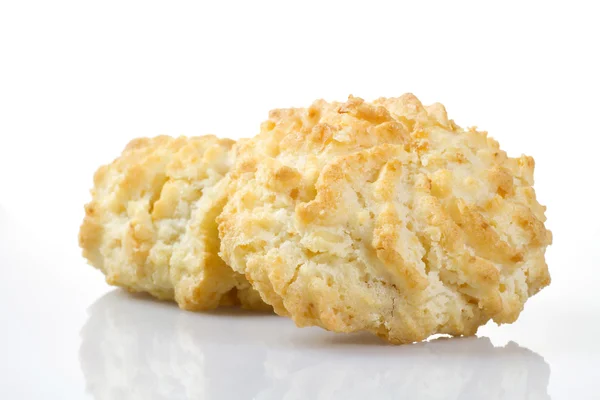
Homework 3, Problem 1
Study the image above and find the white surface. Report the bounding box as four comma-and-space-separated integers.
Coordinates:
0, 1, 599, 399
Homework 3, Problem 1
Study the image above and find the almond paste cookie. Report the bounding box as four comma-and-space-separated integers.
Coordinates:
79, 135, 269, 311
218, 95, 551, 343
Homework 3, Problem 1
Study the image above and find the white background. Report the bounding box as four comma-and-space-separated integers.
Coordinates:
0, 1, 598, 399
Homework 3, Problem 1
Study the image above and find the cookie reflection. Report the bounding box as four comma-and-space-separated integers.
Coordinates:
80, 290, 551, 400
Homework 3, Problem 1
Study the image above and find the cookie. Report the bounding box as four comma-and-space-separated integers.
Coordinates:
79, 135, 269, 311
218, 94, 551, 343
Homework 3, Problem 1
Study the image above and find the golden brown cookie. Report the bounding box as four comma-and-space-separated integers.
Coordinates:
79, 135, 269, 311
218, 94, 551, 343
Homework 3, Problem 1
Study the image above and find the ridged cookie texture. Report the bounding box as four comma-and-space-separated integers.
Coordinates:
218, 94, 551, 343
79, 135, 269, 311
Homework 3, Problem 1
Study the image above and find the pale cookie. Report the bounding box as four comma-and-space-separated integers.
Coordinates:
218, 94, 551, 343
79, 135, 269, 311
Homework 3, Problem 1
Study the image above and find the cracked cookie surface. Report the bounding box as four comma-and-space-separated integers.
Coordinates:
79, 135, 269, 311
218, 95, 551, 343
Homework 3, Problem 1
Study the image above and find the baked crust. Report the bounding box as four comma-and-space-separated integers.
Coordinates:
218, 94, 551, 343
79, 135, 269, 311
